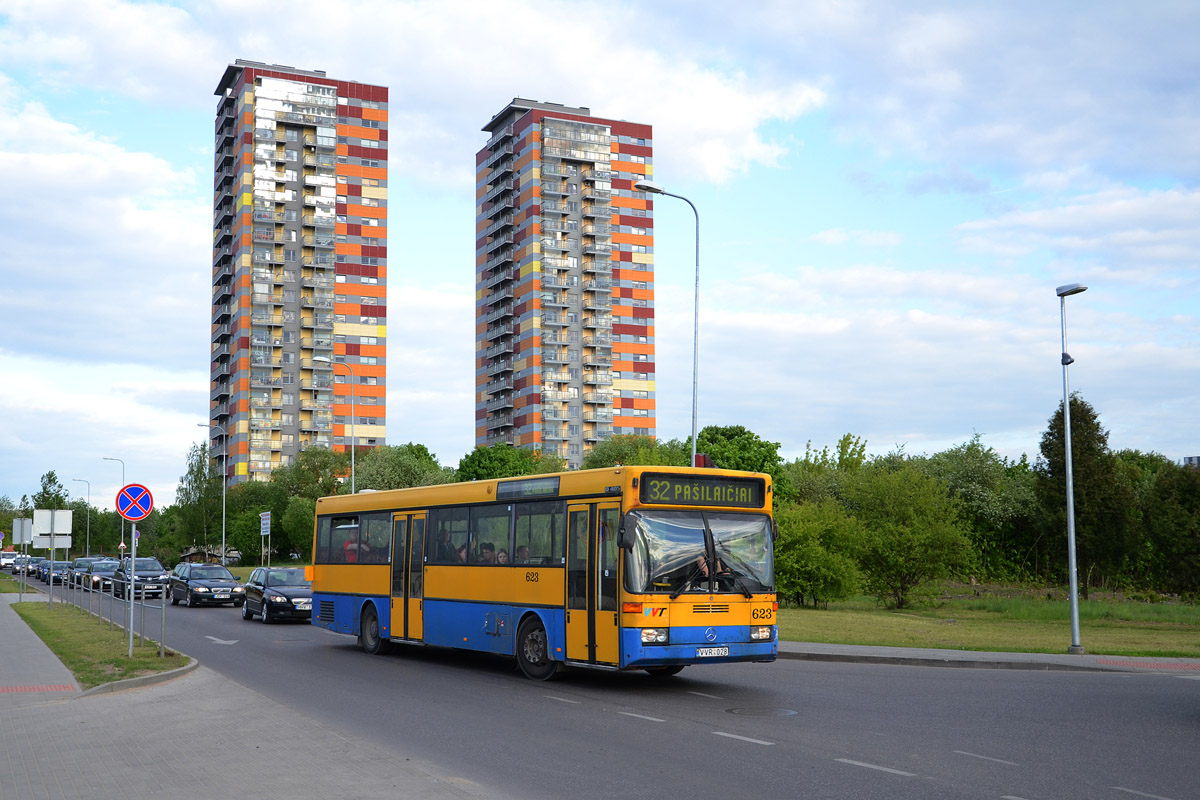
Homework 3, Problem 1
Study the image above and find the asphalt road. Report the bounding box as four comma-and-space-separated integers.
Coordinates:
55, 584, 1200, 800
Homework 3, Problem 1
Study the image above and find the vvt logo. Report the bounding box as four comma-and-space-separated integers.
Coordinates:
643, 607, 666, 617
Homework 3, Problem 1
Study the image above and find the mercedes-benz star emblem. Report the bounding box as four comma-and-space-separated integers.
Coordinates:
705, 627, 717, 642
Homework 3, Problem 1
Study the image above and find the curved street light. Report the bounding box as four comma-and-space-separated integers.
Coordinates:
1057, 282, 1088, 655
633, 179, 700, 467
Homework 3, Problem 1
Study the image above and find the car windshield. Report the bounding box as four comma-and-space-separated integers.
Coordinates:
191, 566, 234, 580
623, 510, 774, 596
91, 562, 119, 572
133, 559, 164, 571
265, 569, 309, 587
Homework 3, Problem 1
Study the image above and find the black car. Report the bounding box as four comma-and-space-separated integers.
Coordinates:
111, 557, 169, 599
241, 567, 312, 624
44, 561, 71, 585
82, 560, 120, 592
169, 562, 245, 607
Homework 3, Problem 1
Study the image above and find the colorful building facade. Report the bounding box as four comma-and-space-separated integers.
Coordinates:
474, 99, 656, 468
210, 60, 387, 484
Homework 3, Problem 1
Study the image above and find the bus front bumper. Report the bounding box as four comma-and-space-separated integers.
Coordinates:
621, 626, 777, 668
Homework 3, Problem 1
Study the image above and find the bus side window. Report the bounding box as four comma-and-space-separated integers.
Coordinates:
430, 507, 469, 563
360, 514, 391, 564
469, 505, 511, 564
514, 501, 564, 565
315, 517, 332, 564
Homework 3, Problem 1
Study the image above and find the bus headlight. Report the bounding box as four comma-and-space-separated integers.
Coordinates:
750, 626, 773, 641
641, 628, 668, 644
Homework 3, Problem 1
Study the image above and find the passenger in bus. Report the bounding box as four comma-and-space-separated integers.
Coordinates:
436, 530, 455, 562
456, 544, 467, 563
497, 549, 509, 565
477, 542, 496, 564
696, 554, 730, 578
343, 536, 359, 563
514, 545, 530, 564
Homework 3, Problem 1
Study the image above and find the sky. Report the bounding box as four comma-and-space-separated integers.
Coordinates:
1, 0, 1198, 512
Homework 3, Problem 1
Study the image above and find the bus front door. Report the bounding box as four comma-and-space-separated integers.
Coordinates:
390, 512, 426, 642
565, 502, 621, 665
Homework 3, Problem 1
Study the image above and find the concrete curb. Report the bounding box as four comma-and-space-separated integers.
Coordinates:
777, 649, 1097, 671
79, 655, 199, 697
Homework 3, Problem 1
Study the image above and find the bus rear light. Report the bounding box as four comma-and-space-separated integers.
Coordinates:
772, 602, 778, 611
641, 628, 668, 644
622, 602, 643, 613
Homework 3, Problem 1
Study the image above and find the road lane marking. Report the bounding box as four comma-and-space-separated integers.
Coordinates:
712, 732, 774, 746
688, 691, 724, 700
835, 759, 915, 777
1113, 788, 1176, 800
1000, 796, 1031, 799
953, 750, 1019, 766
204, 636, 238, 645
544, 695, 580, 704
618, 712, 665, 722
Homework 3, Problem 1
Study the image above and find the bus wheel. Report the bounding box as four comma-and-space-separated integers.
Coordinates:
360, 605, 387, 655
645, 666, 685, 678
516, 617, 559, 681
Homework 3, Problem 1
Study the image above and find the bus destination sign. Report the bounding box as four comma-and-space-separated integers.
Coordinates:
639, 473, 766, 508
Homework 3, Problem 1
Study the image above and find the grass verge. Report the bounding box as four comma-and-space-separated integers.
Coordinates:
12, 600, 188, 689
778, 593, 1200, 658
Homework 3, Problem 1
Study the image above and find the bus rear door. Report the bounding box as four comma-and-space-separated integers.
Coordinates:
565, 502, 620, 665
390, 512, 426, 641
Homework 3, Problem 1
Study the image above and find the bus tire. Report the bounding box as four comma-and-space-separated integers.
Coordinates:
516, 616, 559, 681
360, 604, 387, 655
645, 665, 685, 677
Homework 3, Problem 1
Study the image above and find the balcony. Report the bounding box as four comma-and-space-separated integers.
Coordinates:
482, 267, 513, 290
301, 316, 334, 330
542, 406, 569, 421
485, 124, 513, 151
301, 358, 333, 370
582, 315, 612, 329
302, 297, 335, 309
541, 237, 572, 252
583, 372, 613, 385
484, 340, 513, 359
250, 418, 283, 431
541, 426, 568, 441
304, 233, 335, 248
484, 323, 514, 341
252, 251, 283, 265
482, 179, 515, 204
541, 314, 568, 327
302, 214, 335, 228
583, 411, 613, 423
583, 241, 612, 255
483, 247, 514, 272
481, 142, 513, 170
482, 213, 514, 239
253, 210, 285, 223
541, 390, 572, 402
304, 273, 335, 288
482, 304, 513, 324
583, 334, 611, 348
541, 332, 567, 345
301, 378, 334, 390
584, 425, 614, 441
542, 350, 569, 365
484, 376, 513, 395
583, 392, 613, 404
582, 204, 610, 218
540, 181, 568, 196
251, 313, 283, 326
486, 413, 514, 430
252, 292, 285, 306
540, 293, 569, 308
485, 286, 514, 306
542, 371, 571, 383
485, 393, 514, 411
484, 232, 514, 254
249, 354, 282, 367
486, 359, 514, 377
302, 255, 333, 267
541, 163, 578, 178
541, 200, 569, 216
582, 259, 611, 274
583, 223, 611, 236
301, 397, 333, 411
583, 352, 612, 367
250, 375, 282, 388
485, 432, 515, 446
541, 255, 570, 272
583, 279, 612, 293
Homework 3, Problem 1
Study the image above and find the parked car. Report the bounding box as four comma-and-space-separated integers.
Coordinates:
169, 562, 246, 607
241, 567, 312, 624
82, 560, 120, 592
69, 557, 104, 586
0, 551, 16, 570
111, 557, 170, 599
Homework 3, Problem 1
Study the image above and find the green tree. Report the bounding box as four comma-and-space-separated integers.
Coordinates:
781, 433, 868, 504
580, 435, 690, 469
844, 463, 975, 608
455, 444, 566, 482
923, 434, 1038, 581
175, 442, 222, 557
282, 496, 317, 561
31, 471, 69, 510
270, 447, 350, 499
1035, 395, 1137, 594
774, 500, 864, 607
356, 443, 453, 490
1142, 463, 1200, 595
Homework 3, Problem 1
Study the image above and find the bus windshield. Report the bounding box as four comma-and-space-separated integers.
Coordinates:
623, 510, 773, 596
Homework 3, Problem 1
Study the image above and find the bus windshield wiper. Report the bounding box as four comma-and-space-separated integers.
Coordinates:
670, 555, 710, 599
714, 541, 753, 598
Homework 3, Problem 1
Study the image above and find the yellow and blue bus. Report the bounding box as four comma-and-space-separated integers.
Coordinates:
310, 465, 777, 679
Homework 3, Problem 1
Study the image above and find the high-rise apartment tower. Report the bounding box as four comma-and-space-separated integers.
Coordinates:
475, 99, 656, 468
210, 60, 388, 484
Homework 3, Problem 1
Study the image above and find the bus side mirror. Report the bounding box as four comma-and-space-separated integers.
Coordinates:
617, 518, 633, 550
772, 521, 779, 542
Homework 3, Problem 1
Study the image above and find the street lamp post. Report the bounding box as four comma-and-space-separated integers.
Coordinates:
198, 423, 228, 565
72, 478, 90, 556
314, 355, 356, 492
102, 457, 125, 551
633, 179, 700, 466
1057, 282, 1088, 655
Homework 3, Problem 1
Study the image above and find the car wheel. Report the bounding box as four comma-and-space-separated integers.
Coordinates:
260, 603, 272, 624
359, 605, 387, 655
186, 589, 197, 608
516, 616, 559, 681
241, 600, 253, 621
170, 588, 179, 606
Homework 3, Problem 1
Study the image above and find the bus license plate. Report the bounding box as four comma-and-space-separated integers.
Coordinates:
696, 646, 729, 658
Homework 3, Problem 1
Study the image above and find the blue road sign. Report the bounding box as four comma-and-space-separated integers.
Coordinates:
116, 484, 154, 522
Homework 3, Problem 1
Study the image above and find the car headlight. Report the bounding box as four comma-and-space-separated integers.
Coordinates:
268, 594, 288, 603
193, 586, 210, 593
750, 625, 773, 641
233, 587, 245, 593
641, 628, 668, 644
